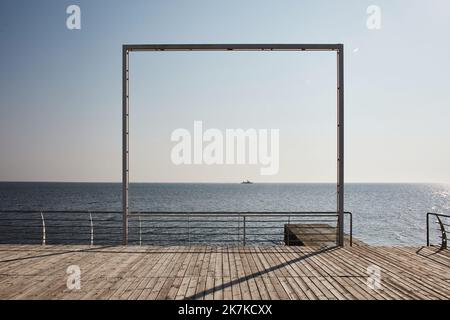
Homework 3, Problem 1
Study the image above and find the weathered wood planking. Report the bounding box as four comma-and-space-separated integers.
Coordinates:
284, 224, 366, 247
0, 245, 448, 300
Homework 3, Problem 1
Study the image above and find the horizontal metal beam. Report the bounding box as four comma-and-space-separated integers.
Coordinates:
123, 44, 343, 52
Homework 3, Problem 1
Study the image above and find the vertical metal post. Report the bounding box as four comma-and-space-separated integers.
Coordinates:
40, 212, 46, 246
436, 215, 447, 250
89, 211, 94, 246
139, 215, 142, 246
188, 215, 191, 245
337, 45, 345, 247
349, 212, 353, 247
122, 46, 129, 245
237, 215, 240, 246
287, 215, 291, 246
243, 216, 246, 246
426, 213, 430, 246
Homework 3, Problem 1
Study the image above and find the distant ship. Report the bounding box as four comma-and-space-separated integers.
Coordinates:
241, 180, 253, 184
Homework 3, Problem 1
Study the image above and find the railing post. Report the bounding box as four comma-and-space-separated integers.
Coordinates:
287, 215, 291, 246
40, 212, 46, 246
188, 214, 190, 245
349, 212, 353, 247
139, 215, 142, 246
237, 215, 240, 246
89, 211, 94, 246
436, 215, 447, 250
426, 213, 430, 247
243, 216, 246, 246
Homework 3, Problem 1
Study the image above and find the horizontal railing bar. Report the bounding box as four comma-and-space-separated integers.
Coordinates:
125, 225, 337, 230
132, 219, 337, 222
1, 238, 90, 240
40, 241, 105, 243
131, 220, 238, 223
248, 220, 337, 223
0, 238, 42, 241
0, 218, 342, 222
51, 225, 120, 229
143, 227, 328, 231
131, 212, 343, 217
132, 216, 339, 218
127, 239, 332, 243
0, 225, 92, 229
136, 232, 338, 236
131, 226, 249, 230
0, 225, 42, 229
140, 234, 239, 237
246, 226, 334, 229
131, 216, 339, 219
0, 210, 121, 214
0, 224, 338, 229
126, 239, 241, 243
0, 210, 351, 214
128, 220, 337, 224
0, 219, 112, 223
247, 233, 337, 236
140, 233, 240, 236
0, 219, 44, 222
38, 232, 118, 236
128, 220, 336, 225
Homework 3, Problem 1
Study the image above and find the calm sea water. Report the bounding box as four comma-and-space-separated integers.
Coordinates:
0, 182, 449, 246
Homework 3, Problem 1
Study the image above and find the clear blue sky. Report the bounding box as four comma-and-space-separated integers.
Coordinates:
0, 0, 449, 183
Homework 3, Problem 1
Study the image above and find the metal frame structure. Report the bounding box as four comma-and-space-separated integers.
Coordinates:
122, 44, 345, 246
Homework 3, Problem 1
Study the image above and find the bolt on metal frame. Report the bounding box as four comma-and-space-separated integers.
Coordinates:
122, 44, 345, 246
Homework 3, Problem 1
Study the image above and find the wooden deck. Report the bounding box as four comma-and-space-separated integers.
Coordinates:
0, 245, 449, 300
284, 224, 365, 247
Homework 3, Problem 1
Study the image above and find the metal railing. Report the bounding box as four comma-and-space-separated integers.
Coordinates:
129, 211, 353, 246
426, 213, 449, 250
0, 210, 352, 247
0, 210, 121, 245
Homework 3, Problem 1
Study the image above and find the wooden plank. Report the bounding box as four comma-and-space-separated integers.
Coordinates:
192, 246, 212, 300
203, 246, 217, 300
244, 247, 270, 300
213, 246, 224, 300
228, 247, 242, 300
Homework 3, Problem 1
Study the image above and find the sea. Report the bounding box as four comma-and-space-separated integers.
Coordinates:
0, 182, 449, 246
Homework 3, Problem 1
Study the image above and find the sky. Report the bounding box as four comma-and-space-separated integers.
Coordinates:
0, 0, 449, 183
